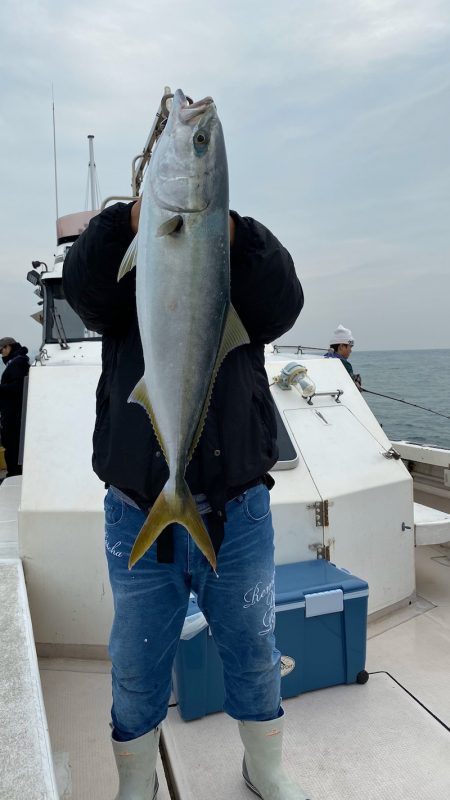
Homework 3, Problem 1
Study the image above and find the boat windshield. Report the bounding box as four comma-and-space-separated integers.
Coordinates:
43, 279, 101, 343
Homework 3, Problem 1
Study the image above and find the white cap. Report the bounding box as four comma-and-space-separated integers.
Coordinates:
330, 324, 354, 345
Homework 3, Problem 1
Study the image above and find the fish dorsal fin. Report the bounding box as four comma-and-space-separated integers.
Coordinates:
117, 234, 138, 281
157, 215, 183, 237
128, 377, 168, 461
187, 304, 250, 463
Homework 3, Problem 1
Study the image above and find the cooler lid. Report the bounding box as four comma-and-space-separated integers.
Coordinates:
275, 560, 368, 605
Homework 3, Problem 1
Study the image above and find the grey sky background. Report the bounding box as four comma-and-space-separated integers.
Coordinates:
1, 0, 449, 354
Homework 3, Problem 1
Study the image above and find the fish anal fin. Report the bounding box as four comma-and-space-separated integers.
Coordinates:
187, 304, 249, 462
157, 215, 183, 237
128, 377, 168, 461
117, 234, 138, 281
128, 479, 216, 571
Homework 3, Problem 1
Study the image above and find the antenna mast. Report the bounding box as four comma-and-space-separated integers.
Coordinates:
87, 135, 97, 210
52, 84, 59, 220
85, 135, 101, 210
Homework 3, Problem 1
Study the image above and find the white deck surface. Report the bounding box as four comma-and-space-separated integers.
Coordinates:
164, 673, 449, 800
0, 475, 21, 557
0, 559, 58, 800
39, 658, 172, 800
38, 544, 450, 799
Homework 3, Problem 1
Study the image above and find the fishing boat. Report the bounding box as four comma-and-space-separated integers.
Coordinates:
1, 91, 449, 800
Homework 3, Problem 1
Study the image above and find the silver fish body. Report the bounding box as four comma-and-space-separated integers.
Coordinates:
119, 90, 249, 569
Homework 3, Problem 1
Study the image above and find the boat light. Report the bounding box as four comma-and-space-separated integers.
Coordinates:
27, 269, 42, 286
273, 362, 316, 398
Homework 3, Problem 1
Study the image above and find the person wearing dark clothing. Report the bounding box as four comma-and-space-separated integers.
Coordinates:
63, 199, 309, 800
0, 337, 30, 477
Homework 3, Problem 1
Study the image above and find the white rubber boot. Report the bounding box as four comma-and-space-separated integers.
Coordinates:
112, 727, 160, 799
238, 711, 311, 800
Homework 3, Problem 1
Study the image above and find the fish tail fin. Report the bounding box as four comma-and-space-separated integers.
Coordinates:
178, 480, 217, 571
128, 479, 217, 571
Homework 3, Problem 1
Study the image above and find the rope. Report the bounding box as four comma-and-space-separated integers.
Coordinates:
361, 388, 450, 422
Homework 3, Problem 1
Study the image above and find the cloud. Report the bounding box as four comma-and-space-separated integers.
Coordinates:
0, 0, 449, 351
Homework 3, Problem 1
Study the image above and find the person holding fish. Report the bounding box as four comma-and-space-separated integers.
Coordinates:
63, 90, 309, 799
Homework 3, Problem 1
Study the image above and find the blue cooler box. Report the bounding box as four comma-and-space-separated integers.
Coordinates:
173, 560, 369, 721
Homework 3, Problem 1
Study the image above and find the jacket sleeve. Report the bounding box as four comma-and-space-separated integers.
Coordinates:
62, 202, 136, 335
229, 211, 304, 343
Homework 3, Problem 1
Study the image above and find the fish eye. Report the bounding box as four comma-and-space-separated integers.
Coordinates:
194, 129, 209, 153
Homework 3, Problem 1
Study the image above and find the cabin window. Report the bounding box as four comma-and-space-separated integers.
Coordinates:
43, 279, 101, 343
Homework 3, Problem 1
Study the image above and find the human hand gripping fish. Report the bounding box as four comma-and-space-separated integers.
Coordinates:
119, 89, 249, 572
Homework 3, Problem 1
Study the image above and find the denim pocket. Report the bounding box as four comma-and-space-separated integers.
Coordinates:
243, 484, 271, 522
104, 490, 125, 527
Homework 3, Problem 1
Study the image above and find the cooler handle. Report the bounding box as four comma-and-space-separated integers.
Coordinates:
305, 589, 344, 618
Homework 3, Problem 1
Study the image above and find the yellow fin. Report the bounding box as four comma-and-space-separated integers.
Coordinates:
219, 303, 250, 355
128, 479, 217, 571
128, 377, 168, 461
157, 215, 183, 237
187, 304, 250, 462
117, 234, 138, 281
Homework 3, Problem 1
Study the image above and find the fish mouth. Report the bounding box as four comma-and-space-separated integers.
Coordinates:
152, 90, 219, 212
174, 89, 215, 125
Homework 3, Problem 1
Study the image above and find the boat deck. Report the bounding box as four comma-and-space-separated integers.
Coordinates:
38, 543, 450, 799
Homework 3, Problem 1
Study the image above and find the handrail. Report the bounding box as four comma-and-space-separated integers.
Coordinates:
100, 195, 138, 211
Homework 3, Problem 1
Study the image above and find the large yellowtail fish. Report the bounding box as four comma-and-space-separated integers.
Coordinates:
118, 89, 249, 571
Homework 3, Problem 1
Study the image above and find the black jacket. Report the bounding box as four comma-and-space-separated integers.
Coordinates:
63, 202, 303, 516
0, 343, 30, 431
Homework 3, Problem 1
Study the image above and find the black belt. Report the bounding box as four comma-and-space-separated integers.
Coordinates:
226, 476, 263, 502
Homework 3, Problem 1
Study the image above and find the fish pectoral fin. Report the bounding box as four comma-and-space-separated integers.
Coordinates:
117, 234, 138, 281
128, 377, 168, 460
157, 215, 183, 237
128, 480, 216, 571
187, 304, 250, 463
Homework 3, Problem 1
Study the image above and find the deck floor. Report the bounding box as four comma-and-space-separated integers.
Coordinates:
39, 544, 450, 799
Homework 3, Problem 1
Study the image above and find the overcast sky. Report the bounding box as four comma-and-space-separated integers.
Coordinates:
1, 0, 449, 353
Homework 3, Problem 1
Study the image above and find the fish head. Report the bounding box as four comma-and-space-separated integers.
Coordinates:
150, 89, 228, 213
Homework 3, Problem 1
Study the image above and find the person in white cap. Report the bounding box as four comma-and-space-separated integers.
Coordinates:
324, 325, 362, 389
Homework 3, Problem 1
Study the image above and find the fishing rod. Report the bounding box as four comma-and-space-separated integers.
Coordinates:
361, 388, 450, 422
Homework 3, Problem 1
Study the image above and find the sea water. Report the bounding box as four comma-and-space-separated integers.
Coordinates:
351, 349, 450, 450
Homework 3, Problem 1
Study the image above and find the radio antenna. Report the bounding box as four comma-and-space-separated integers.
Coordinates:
52, 83, 60, 220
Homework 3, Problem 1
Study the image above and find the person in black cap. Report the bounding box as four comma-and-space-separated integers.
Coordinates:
0, 337, 30, 477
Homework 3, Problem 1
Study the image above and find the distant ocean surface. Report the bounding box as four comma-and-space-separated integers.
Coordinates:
1, 348, 449, 451
351, 349, 450, 450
